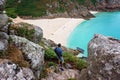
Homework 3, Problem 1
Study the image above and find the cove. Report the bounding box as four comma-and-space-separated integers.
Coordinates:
67, 12, 120, 57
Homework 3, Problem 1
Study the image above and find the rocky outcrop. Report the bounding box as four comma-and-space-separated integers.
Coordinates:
96, 0, 120, 11
0, 14, 8, 28
42, 69, 80, 80
0, 32, 9, 51
0, 0, 9, 52
10, 35, 44, 79
43, 1, 94, 19
0, 0, 5, 12
0, 0, 44, 79
80, 34, 120, 80
0, 59, 35, 80
9, 22, 43, 44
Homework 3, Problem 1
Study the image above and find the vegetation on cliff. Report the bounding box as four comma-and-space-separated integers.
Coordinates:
44, 47, 87, 70
5, 0, 96, 18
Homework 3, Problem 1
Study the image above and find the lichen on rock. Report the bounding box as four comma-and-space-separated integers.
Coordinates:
80, 34, 120, 80
10, 35, 44, 79
0, 59, 35, 80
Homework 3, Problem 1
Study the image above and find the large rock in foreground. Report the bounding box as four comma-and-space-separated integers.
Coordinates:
42, 69, 80, 80
0, 59, 35, 80
80, 34, 120, 80
10, 35, 44, 79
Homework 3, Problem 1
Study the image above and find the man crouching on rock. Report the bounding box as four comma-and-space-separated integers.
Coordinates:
54, 43, 64, 71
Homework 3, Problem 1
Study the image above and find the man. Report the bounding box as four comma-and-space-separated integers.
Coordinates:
54, 43, 64, 69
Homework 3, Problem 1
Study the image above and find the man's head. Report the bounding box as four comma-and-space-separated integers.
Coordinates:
58, 43, 61, 47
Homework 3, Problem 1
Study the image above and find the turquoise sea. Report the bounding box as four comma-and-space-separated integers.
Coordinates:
67, 12, 120, 57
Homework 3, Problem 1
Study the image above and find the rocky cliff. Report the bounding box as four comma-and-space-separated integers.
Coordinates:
96, 0, 120, 11
0, 0, 8, 52
0, 0, 44, 79
87, 0, 120, 11
80, 34, 120, 80
0, 0, 5, 12
5, 0, 94, 19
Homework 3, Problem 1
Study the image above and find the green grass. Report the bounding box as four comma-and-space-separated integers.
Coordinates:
47, 62, 57, 67
44, 47, 87, 70
44, 47, 57, 60
63, 52, 87, 70
10, 23, 35, 41
17, 26, 35, 40
5, 8, 17, 18
6, 0, 47, 18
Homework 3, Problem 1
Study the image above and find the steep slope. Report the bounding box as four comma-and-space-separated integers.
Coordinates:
5, 0, 93, 19
87, 0, 120, 11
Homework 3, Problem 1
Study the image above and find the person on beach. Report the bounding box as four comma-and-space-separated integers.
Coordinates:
54, 43, 64, 70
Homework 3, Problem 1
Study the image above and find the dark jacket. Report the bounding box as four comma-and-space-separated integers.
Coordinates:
54, 47, 63, 57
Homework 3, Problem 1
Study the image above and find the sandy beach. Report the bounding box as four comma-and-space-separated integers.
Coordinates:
13, 11, 97, 47
22, 18, 84, 46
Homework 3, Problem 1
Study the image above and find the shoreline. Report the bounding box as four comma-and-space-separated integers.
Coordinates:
23, 18, 85, 47
13, 11, 98, 47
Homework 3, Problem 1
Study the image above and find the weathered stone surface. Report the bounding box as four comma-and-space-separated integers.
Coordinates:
0, 32, 9, 39
0, 59, 35, 80
80, 34, 120, 80
41, 69, 80, 80
96, 0, 120, 11
0, 0, 5, 12
34, 25, 43, 43
10, 35, 44, 79
0, 14, 8, 28
0, 32, 9, 51
9, 22, 43, 44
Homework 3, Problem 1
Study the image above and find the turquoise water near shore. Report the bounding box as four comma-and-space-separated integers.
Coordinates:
67, 12, 120, 57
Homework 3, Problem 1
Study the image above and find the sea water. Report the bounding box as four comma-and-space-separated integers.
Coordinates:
67, 12, 120, 57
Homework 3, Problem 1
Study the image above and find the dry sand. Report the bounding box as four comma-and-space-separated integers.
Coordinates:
13, 11, 98, 47
23, 18, 84, 46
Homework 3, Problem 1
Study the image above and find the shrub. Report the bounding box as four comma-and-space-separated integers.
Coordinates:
67, 78, 77, 80
5, 8, 17, 18
74, 58, 87, 70
76, 0, 85, 5
90, 0, 97, 6
63, 52, 87, 70
44, 48, 87, 70
57, 6, 65, 13
47, 62, 57, 67
63, 52, 75, 62
17, 26, 35, 40
45, 47, 57, 60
